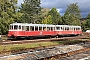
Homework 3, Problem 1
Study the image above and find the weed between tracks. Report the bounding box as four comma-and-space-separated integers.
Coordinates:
0, 40, 84, 52
0, 42, 58, 52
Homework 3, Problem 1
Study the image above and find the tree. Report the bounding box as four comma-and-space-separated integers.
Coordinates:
41, 8, 50, 17
0, 0, 18, 34
86, 13, 90, 30
63, 3, 81, 26
40, 8, 50, 23
81, 20, 87, 31
19, 0, 42, 23
48, 8, 62, 25
42, 15, 53, 24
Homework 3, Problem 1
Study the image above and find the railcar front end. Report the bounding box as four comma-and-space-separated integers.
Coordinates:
8, 23, 25, 39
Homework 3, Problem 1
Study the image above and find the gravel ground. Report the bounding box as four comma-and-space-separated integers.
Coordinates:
0, 42, 90, 60
60, 50, 90, 60
0, 44, 85, 60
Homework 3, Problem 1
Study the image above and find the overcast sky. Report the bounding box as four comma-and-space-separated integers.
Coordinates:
18, 0, 90, 18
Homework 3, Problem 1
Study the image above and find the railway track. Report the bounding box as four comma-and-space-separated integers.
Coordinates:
0, 33, 90, 60
0, 35, 90, 45
0, 41, 90, 60
0, 32, 90, 45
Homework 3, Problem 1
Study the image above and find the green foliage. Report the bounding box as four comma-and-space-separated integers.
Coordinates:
0, 0, 18, 34
86, 13, 90, 30
13, 12, 23, 22
40, 8, 50, 23
48, 8, 62, 25
63, 3, 81, 26
81, 20, 87, 31
42, 15, 53, 24
41, 8, 50, 17
19, 0, 42, 23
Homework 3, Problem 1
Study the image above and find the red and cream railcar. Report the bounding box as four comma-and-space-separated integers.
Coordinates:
8, 23, 82, 39
8, 23, 57, 38
55, 25, 82, 36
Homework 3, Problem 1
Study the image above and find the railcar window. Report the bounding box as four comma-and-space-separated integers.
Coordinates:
74, 28, 76, 30
26, 26, 29, 31
56, 27, 60, 30
76, 28, 79, 30
65, 27, 68, 30
47, 27, 50, 31
14, 25, 18, 29
67, 27, 69, 30
39, 27, 42, 31
10, 25, 13, 29
65, 27, 67, 30
22, 26, 25, 30
78, 28, 80, 30
43, 27, 46, 31
70, 27, 72, 30
19, 25, 21, 29
53, 27, 55, 31
71, 27, 73, 30
61, 27, 62, 30
50, 27, 51, 30
63, 27, 64, 30
30, 26, 34, 31
51, 27, 53, 31
35, 26, 38, 31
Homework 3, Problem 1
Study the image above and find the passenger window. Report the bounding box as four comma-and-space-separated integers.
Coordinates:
65, 27, 67, 30
74, 28, 76, 30
35, 26, 38, 31
61, 27, 62, 30
76, 28, 78, 30
26, 26, 29, 31
14, 25, 18, 29
56, 27, 60, 30
43, 27, 46, 31
30, 26, 34, 31
78, 28, 80, 30
51, 27, 54, 31
67, 27, 69, 30
53, 27, 55, 31
39, 27, 42, 31
19, 25, 21, 29
63, 27, 64, 30
71, 27, 73, 30
47, 27, 50, 31
22, 26, 25, 30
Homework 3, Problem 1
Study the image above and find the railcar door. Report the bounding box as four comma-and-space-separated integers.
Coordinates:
25, 26, 30, 36
22, 26, 26, 37
55, 26, 62, 35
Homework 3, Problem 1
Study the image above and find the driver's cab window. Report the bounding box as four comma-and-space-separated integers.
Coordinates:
10, 25, 13, 30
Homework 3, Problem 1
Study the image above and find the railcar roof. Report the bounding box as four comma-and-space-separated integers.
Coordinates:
55, 24, 81, 27
10, 23, 81, 28
10, 23, 55, 27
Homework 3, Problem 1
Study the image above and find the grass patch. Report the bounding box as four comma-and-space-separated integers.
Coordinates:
0, 40, 83, 52
0, 42, 59, 52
